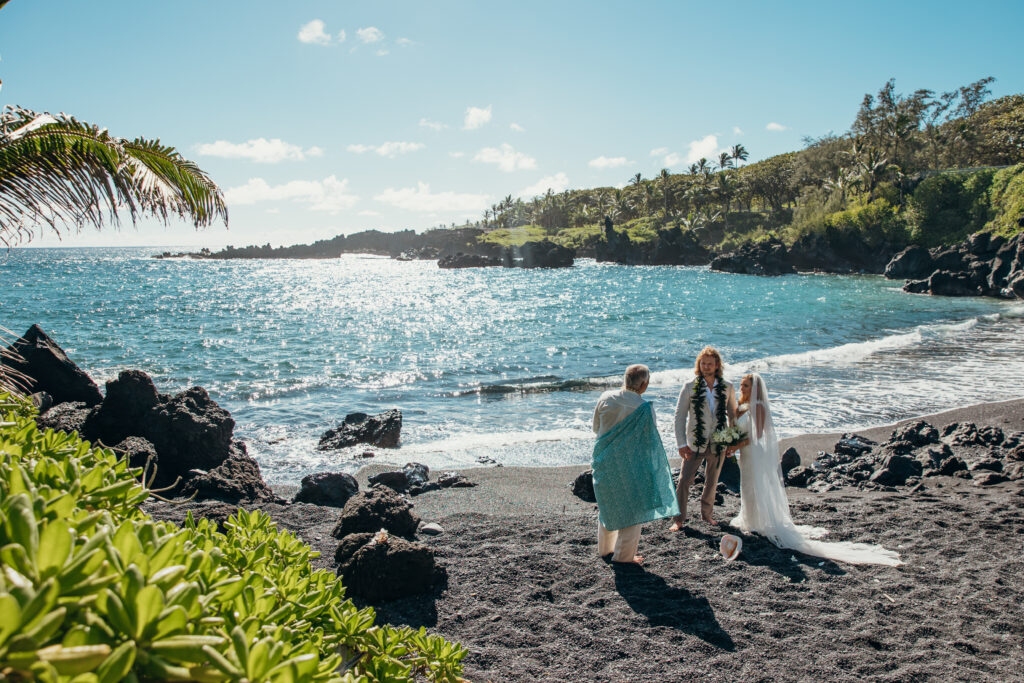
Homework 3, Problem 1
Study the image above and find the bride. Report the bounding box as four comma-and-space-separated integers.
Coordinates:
725, 373, 902, 567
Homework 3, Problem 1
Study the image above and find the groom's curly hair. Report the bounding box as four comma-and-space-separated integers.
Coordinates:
693, 346, 724, 379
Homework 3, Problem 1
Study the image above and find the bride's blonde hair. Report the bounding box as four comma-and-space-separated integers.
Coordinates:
739, 373, 753, 405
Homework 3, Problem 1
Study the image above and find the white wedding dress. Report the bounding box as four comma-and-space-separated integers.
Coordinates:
730, 374, 902, 567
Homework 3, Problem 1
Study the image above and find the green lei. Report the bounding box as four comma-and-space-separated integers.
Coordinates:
691, 375, 729, 452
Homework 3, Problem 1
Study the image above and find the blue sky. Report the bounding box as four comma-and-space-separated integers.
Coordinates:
3, 0, 1024, 248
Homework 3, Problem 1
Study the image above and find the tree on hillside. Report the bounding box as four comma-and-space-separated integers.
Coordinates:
717, 152, 733, 172
731, 144, 748, 168
0, 106, 227, 247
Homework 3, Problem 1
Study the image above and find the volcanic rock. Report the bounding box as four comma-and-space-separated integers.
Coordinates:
438, 252, 502, 268
835, 434, 876, 458
780, 447, 802, 476
869, 454, 922, 486
318, 409, 402, 450
571, 470, 596, 502
786, 466, 815, 487
368, 470, 411, 493
437, 471, 475, 488
35, 401, 91, 436
884, 246, 934, 280
84, 370, 163, 446
113, 436, 159, 472
292, 472, 359, 507
331, 485, 420, 540
889, 420, 940, 448
179, 442, 277, 503
3, 325, 102, 406
334, 532, 446, 602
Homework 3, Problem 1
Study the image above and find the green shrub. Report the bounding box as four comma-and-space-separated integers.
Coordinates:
477, 225, 547, 247
549, 224, 603, 251
985, 163, 1024, 237
907, 169, 995, 246
822, 198, 908, 247
0, 393, 466, 682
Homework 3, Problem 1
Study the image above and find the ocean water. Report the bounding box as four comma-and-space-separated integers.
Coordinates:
4, 247, 1024, 484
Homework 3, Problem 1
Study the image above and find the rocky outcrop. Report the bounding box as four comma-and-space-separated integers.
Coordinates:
884, 245, 934, 279
596, 220, 710, 266
894, 232, 1024, 299
3, 325, 102, 405
711, 238, 795, 276
180, 442, 277, 504
784, 420, 1024, 491
334, 531, 446, 602
318, 409, 402, 451
438, 252, 503, 269
506, 240, 575, 268
293, 472, 360, 507
331, 485, 420, 540
34, 361, 273, 503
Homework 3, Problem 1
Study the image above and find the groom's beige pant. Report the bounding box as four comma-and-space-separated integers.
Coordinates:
597, 520, 641, 562
674, 448, 724, 521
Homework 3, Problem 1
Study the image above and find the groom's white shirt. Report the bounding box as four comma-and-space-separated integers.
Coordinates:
592, 388, 652, 438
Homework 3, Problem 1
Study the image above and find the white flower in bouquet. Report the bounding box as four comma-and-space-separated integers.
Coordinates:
711, 426, 747, 455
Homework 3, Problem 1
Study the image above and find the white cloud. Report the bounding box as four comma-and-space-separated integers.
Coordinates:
337, 30, 346, 43
463, 105, 492, 130
510, 123, 525, 132
298, 19, 332, 45
662, 152, 683, 167
195, 138, 322, 163
358, 210, 380, 216
686, 134, 722, 163
374, 182, 490, 213
766, 122, 787, 131
226, 175, 359, 214
519, 172, 569, 198
396, 37, 413, 47
346, 141, 425, 158
376, 49, 389, 56
733, 126, 743, 135
357, 27, 384, 43
473, 144, 537, 172
649, 147, 669, 157
419, 118, 447, 131
589, 156, 629, 169
449, 152, 465, 158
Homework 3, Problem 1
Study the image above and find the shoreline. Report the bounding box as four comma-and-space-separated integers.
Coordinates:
270, 396, 1024, 507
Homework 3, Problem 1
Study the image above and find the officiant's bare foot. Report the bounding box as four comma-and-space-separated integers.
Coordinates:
612, 555, 643, 566
668, 520, 686, 532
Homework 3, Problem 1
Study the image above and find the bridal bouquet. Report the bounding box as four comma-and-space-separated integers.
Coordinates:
712, 426, 747, 456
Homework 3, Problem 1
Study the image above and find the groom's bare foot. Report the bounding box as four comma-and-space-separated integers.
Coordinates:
669, 520, 686, 532
612, 555, 644, 566
702, 514, 719, 526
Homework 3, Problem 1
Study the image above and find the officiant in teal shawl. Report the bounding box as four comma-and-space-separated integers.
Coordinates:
591, 364, 680, 565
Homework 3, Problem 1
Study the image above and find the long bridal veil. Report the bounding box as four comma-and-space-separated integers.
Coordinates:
730, 373, 902, 567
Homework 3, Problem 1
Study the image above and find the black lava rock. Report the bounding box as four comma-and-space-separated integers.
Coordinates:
2, 325, 102, 406
293, 472, 359, 507
571, 470, 596, 502
318, 409, 402, 450
331, 485, 420, 539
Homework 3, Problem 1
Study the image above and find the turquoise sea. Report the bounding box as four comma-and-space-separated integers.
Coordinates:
4, 248, 1024, 484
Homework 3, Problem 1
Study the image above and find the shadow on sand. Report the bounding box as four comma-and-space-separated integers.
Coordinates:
612, 563, 735, 651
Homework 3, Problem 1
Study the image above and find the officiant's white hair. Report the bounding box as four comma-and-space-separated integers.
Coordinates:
623, 364, 650, 390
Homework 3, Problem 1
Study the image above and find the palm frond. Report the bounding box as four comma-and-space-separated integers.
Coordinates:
0, 106, 227, 246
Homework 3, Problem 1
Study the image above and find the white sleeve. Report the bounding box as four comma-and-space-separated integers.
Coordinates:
674, 384, 691, 450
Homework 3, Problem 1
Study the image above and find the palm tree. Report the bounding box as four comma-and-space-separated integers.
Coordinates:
730, 144, 748, 168
659, 168, 673, 217
0, 106, 227, 247
695, 158, 711, 176
717, 152, 733, 172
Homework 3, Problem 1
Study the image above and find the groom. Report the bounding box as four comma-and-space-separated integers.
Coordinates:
670, 346, 737, 530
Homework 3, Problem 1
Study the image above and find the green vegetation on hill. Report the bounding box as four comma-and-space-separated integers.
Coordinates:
458, 79, 1024, 253
0, 393, 465, 682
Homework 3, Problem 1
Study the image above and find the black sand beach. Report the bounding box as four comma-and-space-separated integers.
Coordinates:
153, 399, 1024, 682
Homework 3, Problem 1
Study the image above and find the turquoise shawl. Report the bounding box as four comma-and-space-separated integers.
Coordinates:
591, 401, 680, 531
